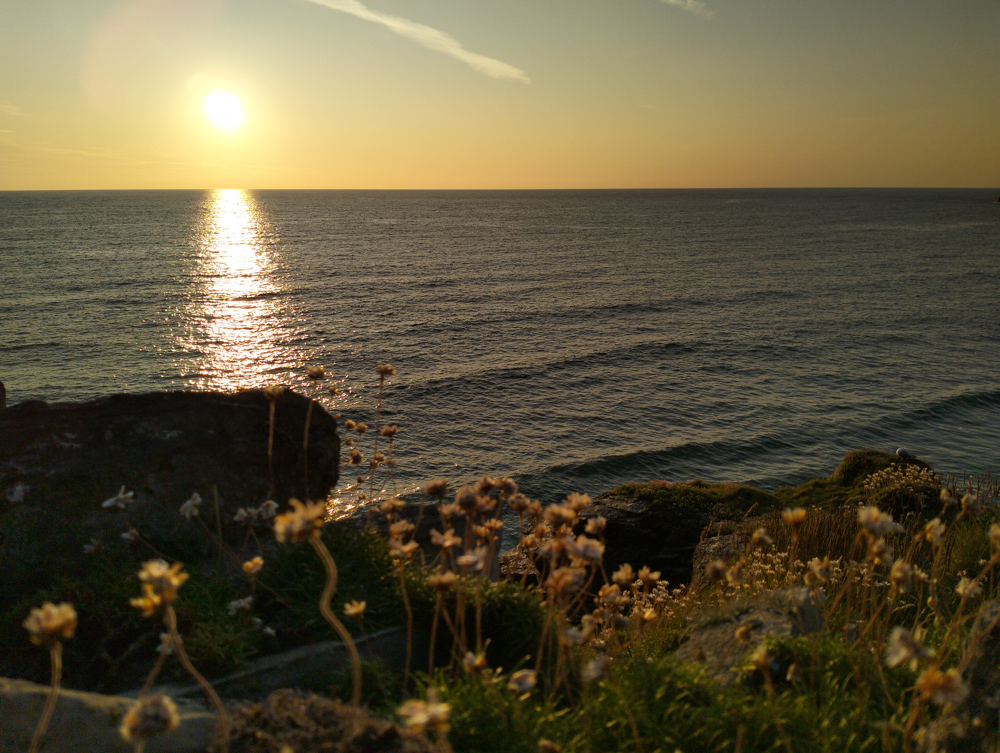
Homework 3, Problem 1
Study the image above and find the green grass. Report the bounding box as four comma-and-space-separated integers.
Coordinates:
437, 636, 915, 753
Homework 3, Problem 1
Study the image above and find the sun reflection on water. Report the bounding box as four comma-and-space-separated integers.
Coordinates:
182, 189, 287, 391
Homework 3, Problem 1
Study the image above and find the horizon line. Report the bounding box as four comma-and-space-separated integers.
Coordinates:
2, 186, 998, 193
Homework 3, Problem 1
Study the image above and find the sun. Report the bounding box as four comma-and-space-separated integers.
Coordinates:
203, 90, 246, 132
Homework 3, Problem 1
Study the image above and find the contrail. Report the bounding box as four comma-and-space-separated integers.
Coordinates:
660, 0, 714, 20
303, 0, 530, 83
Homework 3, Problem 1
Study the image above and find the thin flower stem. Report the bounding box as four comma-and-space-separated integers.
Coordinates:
369, 374, 384, 500
165, 606, 230, 753
28, 641, 62, 753
267, 398, 276, 498
763, 674, 795, 753
398, 562, 414, 686
429, 593, 442, 675
309, 533, 362, 705
139, 646, 169, 695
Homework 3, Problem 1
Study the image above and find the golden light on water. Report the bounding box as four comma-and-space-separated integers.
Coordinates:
182, 189, 286, 391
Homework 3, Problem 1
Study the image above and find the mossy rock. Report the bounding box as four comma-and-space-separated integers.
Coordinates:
584, 480, 783, 585
831, 448, 930, 485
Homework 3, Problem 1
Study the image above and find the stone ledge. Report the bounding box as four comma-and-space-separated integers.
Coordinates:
0, 677, 217, 753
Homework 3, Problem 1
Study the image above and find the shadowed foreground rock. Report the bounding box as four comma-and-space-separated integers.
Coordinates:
216, 690, 436, 753
0, 390, 339, 603
0, 678, 216, 753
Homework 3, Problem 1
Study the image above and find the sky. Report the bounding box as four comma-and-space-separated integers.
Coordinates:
1, 0, 997, 189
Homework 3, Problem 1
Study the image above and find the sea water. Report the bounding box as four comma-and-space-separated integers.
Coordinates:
1, 189, 998, 507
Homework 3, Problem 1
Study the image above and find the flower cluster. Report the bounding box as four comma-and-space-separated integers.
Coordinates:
863, 464, 939, 499
130, 560, 189, 617
273, 498, 328, 542
23, 602, 77, 646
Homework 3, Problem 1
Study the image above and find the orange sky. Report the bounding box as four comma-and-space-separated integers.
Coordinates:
1, 0, 997, 189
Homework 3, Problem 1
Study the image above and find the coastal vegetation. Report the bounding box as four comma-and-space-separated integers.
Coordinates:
3, 366, 999, 752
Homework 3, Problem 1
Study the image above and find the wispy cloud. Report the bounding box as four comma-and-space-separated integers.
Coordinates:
0, 103, 24, 117
303, 0, 529, 83
659, 0, 714, 20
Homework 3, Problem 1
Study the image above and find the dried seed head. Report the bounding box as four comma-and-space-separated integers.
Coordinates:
569, 535, 605, 563
390, 538, 419, 560
262, 385, 284, 400
242, 556, 264, 576
585, 516, 607, 536
751, 527, 773, 548
612, 564, 635, 588
344, 600, 366, 618
273, 498, 327, 543
509, 493, 531, 514
582, 654, 609, 683
119, 695, 180, 744
705, 559, 728, 582
397, 689, 449, 734
889, 560, 913, 593
915, 667, 969, 706
858, 506, 904, 536
921, 518, 946, 547
456, 546, 488, 572
498, 477, 518, 496
423, 478, 448, 500
428, 570, 458, 592
178, 492, 202, 520
638, 566, 661, 586
101, 485, 135, 510
750, 645, 773, 673
306, 365, 325, 380
782, 507, 807, 529
376, 363, 396, 377
227, 596, 253, 616
885, 626, 934, 671
137, 560, 188, 603
961, 493, 983, 517
455, 485, 479, 511
475, 476, 497, 494
23, 602, 77, 645
956, 577, 982, 599
507, 669, 537, 694
544, 503, 577, 527
463, 651, 487, 673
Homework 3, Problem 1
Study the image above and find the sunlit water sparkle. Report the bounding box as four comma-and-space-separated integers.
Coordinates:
2, 188, 998, 512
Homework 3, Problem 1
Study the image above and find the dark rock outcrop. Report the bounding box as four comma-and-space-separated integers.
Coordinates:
0, 390, 339, 604
579, 480, 782, 587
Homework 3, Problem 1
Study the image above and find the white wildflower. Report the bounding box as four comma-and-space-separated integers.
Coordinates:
178, 492, 202, 520
102, 485, 135, 510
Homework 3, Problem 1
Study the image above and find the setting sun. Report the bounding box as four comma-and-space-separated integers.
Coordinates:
203, 90, 245, 132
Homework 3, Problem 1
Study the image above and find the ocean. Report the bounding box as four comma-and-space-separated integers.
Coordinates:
1, 189, 998, 511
